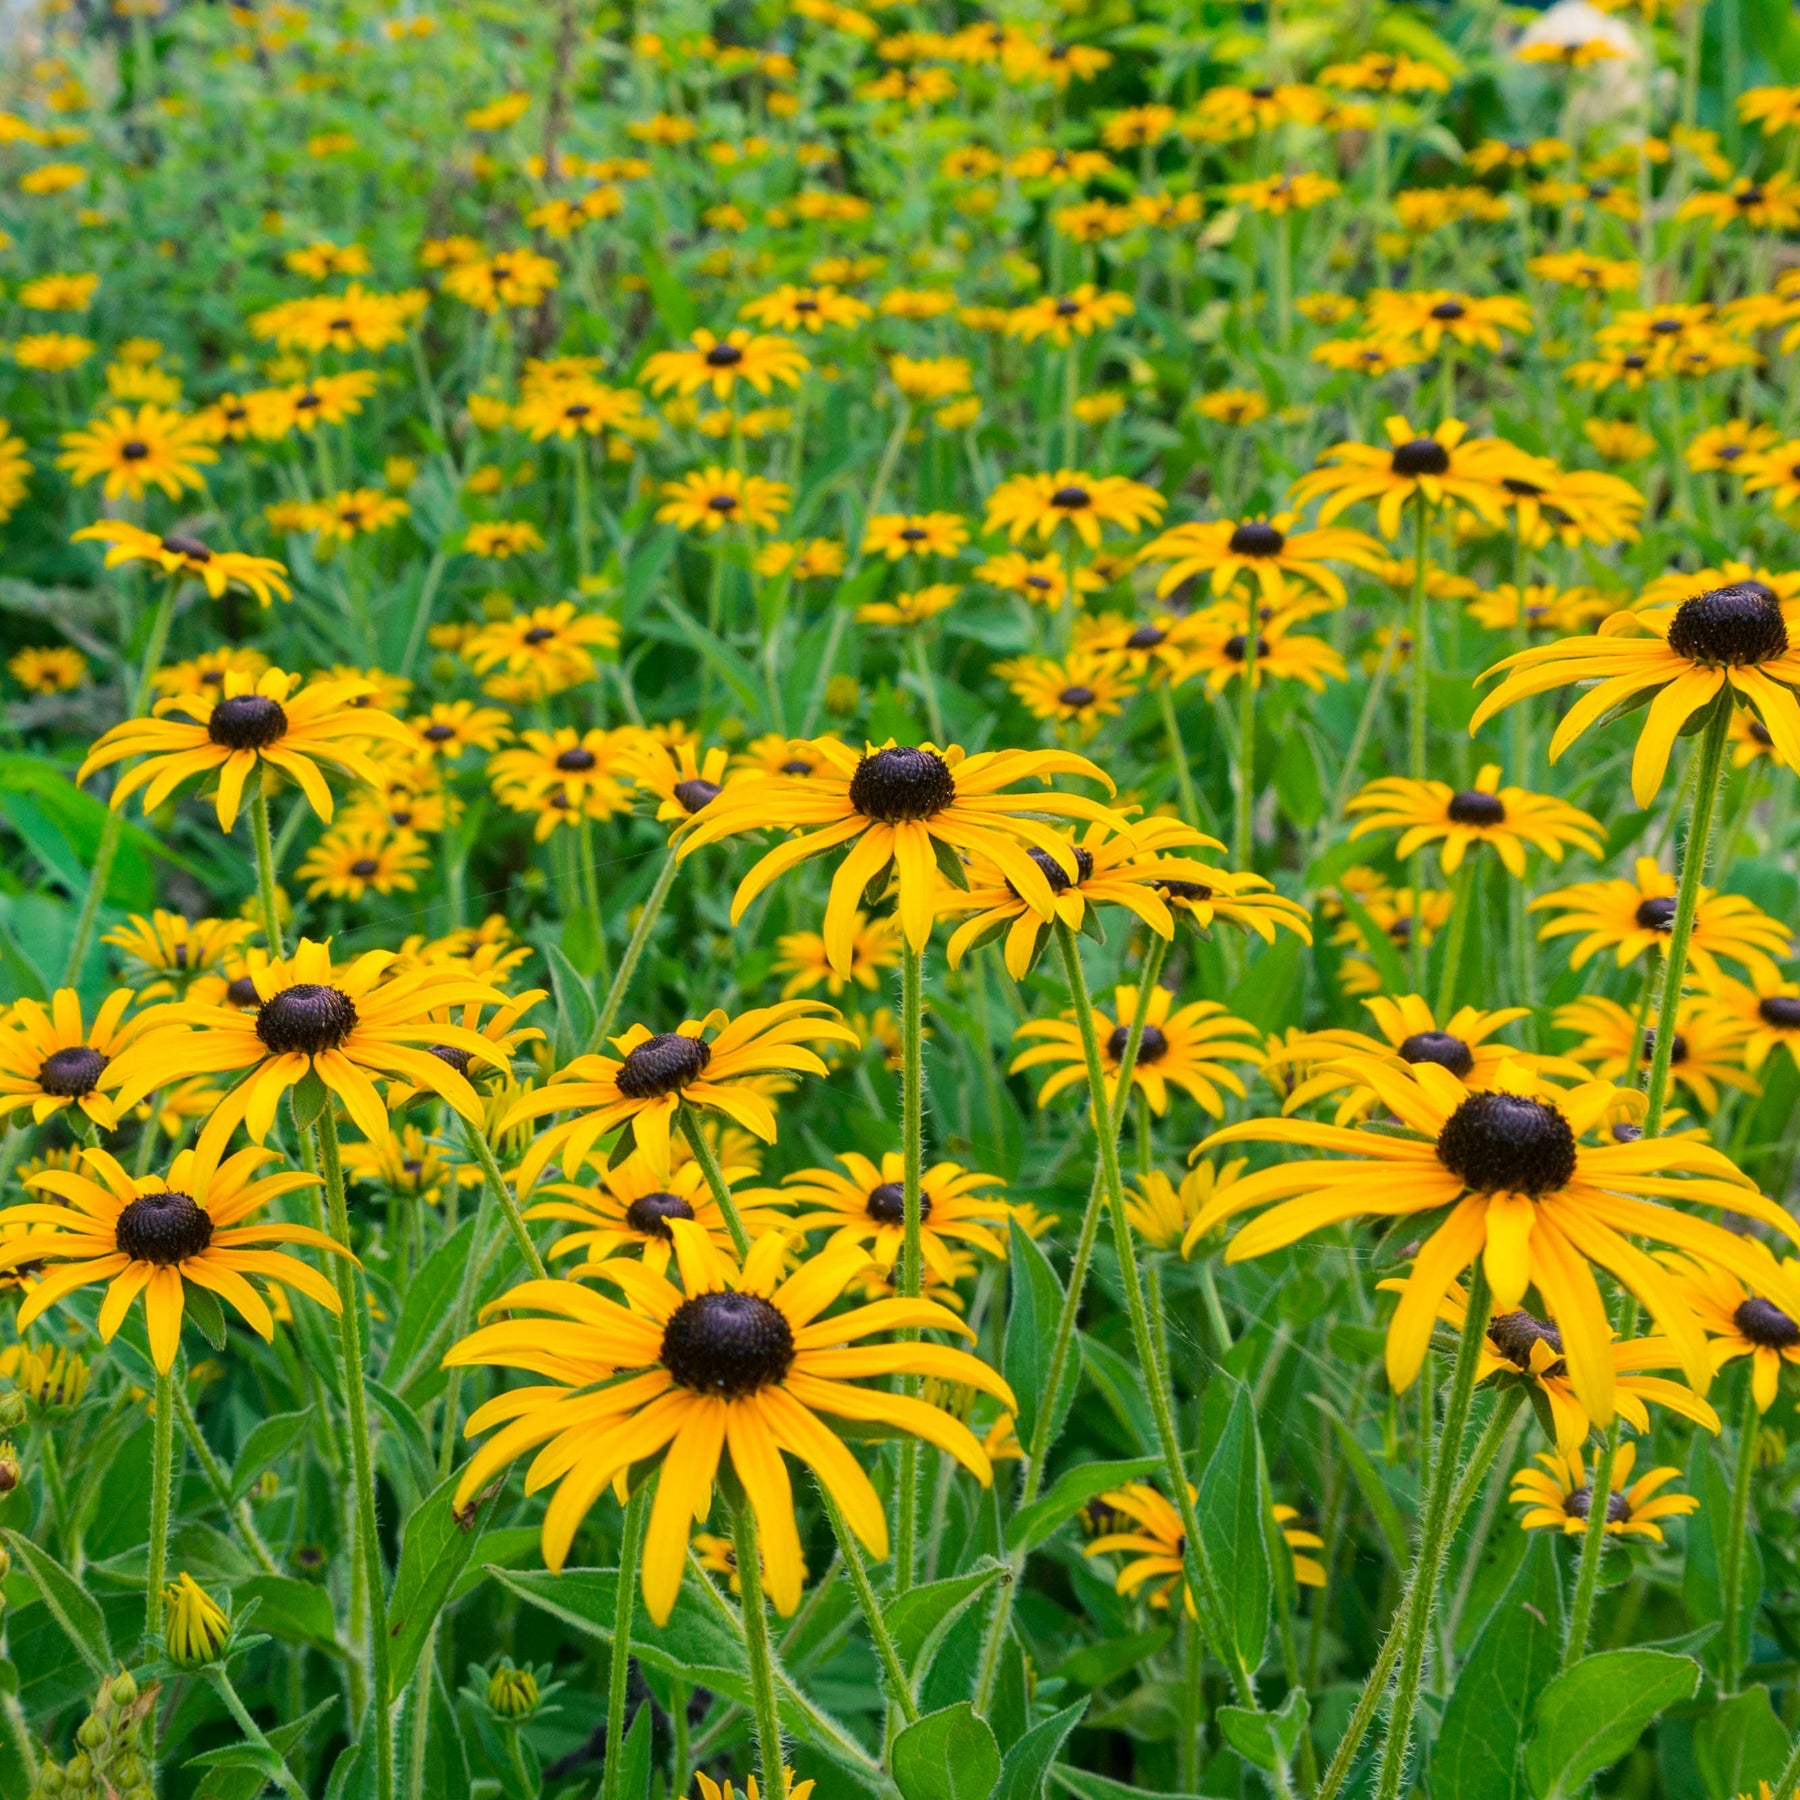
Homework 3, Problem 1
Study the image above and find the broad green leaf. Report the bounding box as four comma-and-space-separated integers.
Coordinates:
1051, 1769, 1215, 1800
1523, 1650, 1699, 1800
384, 1219, 479, 1396
1077, 1333, 1155, 1454
892, 1702, 1002, 1800
1334, 887, 1410, 998
1694, 1685, 1789, 1800
367, 1377, 436, 1499
185, 1745, 287, 1778
1217, 1687, 1309, 1775
884, 1562, 1006, 1682
1684, 1440, 1761, 1680
1006, 1457, 1163, 1556
991, 1698, 1087, 1800
638, 247, 696, 337
1432, 1531, 1563, 1800
1195, 1380, 1270, 1676
232, 1574, 340, 1653
1052, 1627, 1171, 1693
228, 1410, 309, 1504
615, 1700, 653, 1800
386, 1474, 496, 1690
1003, 1218, 1076, 1452
1, 1531, 110, 1675
184, 1284, 227, 1352
546, 941, 600, 1059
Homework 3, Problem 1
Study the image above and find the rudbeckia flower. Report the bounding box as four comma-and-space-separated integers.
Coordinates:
1289, 416, 1515, 539
0, 1144, 347, 1371
1013, 983, 1262, 1118
1193, 1055, 1800, 1422
445, 1221, 1015, 1620
71, 522, 290, 606
738, 284, 871, 333
77, 669, 415, 833
1659, 1248, 1800, 1411
1175, 607, 1345, 693
1511, 1442, 1697, 1539
674, 738, 1130, 973
861, 511, 969, 559
995, 648, 1137, 732
983, 470, 1165, 548
1346, 764, 1604, 875
657, 467, 791, 534
772, 913, 899, 998
1471, 583, 1800, 805
111, 938, 508, 1152
0, 989, 147, 1131
1552, 995, 1757, 1115
1699, 970, 1800, 1073
641, 328, 808, 400
56, 404, 216, 501
1125, 1158, 1250, 1253
499, 1002, 858, 1193
1141, 511, 1384, 606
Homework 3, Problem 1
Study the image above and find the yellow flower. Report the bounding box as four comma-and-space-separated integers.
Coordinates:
755, 538, 845, 581
1194, 388, 1270, 425
1363, 288, 1533, 353
163, 1574, 231, 1665
0, 989, 148, 1131
772, 913, 900, 998
465, 602, 618, 686
1143, 512, 1383, 607
18, 271, 99, 310
862, 511, 969, 559
641, 329, 808, 400
1552, 994, 1756, 1115
1529, 251, 1639, 291
1007, 285, 1134, 346
976, 551, 1106, 612
13, 332, 95, 370
441, 247, 560, 311
463, 520, 544, 558
1289, 415, 1515, 539
1679, 174, 1800, 231
1125, 1160, 1249, 1252
1347, 763, 1603, 875
857, 584, 961, 627
995, 648, 1137, 732
1175, 606, 1345, 693
984, 470, 1164, 547
297, 824, 431, 901
57, 405, 216, 500
71, 521, 290, 605
888, 354, 973, 402
1512, 1442, 1697, 1540
1225, 173, 1341, 214
8, 645, 87, 694
657, 467, 791, 534
1659, 1248, 1800, 1411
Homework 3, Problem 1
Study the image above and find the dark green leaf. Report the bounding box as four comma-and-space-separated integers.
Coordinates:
546, 942, 600, 1064
884, 1563, 1006, 1684
1, 1531, 110, 1675
184, 1284, 227, 1352
185, 1745, 287, 1778
386, 1474, 494, 1690
892, 1702, 1002, 1800
1694, 1685, 1789, 1800
1006, 1457, 1163, 1556
1195, 1380, 1269, 1676
1523, 1650, 1699, 1800
1313, 1402, 1410, 1567
932, 835, 971, 891
228, 1410, 309, 1504
616, 1700, 653, 1800
289, 1068, 330, 1133
367, 1378, 436, 1499
1052, 1627, 1171, 1694
384, 1219, 479, 1396
991, 1698, 1087, 1800
1217, 1687, 1309, 1775
233, 1575, 340, 1653
1003, 1218, 1077, 1452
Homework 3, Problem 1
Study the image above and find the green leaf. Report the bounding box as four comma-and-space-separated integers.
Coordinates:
884, 1562, 1006, 1684
1078, 1334, 1154, 1453
185, 1745, 287, 1778
1217, 1687, 1309, 1775
1225, 934, 1305, 1034
1313, 1402, 1410, 1567
1003, 1218, 1077, 1453
617, 1700, 653, 1800
384, 1219, 479, 1395
1051, 1768, 1214, 1800
0, 1532, 110, 1675
638, 247, 697, 337
545, 941, 600, 1068
227, 1410, 309, 1504
655, 595, 768, 725
1694, 1685, 1789, 1800
1195, 1380, 1270, 1676
991, 1698, 1087, 1800
1684, 1440, 1761, 1679
289, 1068, 330, 1133
231, 1574, 340, 1653
1006, 1457, 1163, 1557
1273, 728, 1325, 829
184, 1284, 227, 1352
892, 1702, 1003, 1800
1333, 888, 1410, 997
385, 1474, 494, 1690
560, 907, 604, 980
1052, 1627, 1171, 1694
932, 835, 971, 891
367, 1378, 436, 1499
1432, 1531, 1564, 1800
1523, 1650, 1699, 1800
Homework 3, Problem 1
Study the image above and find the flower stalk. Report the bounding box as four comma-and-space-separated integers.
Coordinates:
729, 1494, 788, 1800
601, 1480, 650, 1800
589, 846, 681, 1052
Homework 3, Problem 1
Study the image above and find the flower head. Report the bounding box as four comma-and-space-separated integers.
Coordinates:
984, 470, 1164, 548
72, 521, 290, 606
658, 466, 791, 533
1347, 765, 1604, 875
1289, 416, 1515, 539
57, 406, 216, 500
642, 329, 808, 400
1512, 1442, 1697, 1540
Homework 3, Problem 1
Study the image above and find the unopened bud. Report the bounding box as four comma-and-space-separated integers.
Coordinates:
110, 1755, 145, 1788
0, 1443, 21, 1494
486, 1662, 539, 1719
109, 1672, 137, 1709
63, 1754, 91, 1790
76, 1716, 106, 1751
0, 1393, 27, 1433
34, 1764, 64, 1795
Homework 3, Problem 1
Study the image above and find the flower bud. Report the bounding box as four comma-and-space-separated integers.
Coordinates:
33, 1763, 64, 1796
63, 1754, 92, 1791
0, 1443, 23, 1495
110, 1755, 145, 1789
0, 1392, 27, 1433
76, 1716, 107, 1751
109, 1672, 137, 1709
162, 1573, 229, 1667
486, 1662, 539, 1720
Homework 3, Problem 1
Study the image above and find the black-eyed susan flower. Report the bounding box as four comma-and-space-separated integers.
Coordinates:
56, 404, 216, 501
8, 645, 88, 694
465, 602, 619, 689
1225, 172, 1341, 213
856, 584, 961, 627
1700, 971, 1800, 1074
641, 328, 808, 400
1678, 174, 1800, 232
0, 989, 146, 1132
1686, 420, 1778, 474
411, 701, 513, 760
755, 538, 846, 581
1005, 285, 1133, 345
1273, 1507, 1327, 1587
463, 520, 544, 559
773, 911, 903, 999
0, 1144, 346, 1371
512, 380, 644, 440
101, 911, 258, 998
339, 1124, 481, 1207
657, 467, 791, 534
995, 648, 1137, 733
1193, 1056, 1800, 1422
862, 511, 969, 560
487, 728, 633, 832
112, 938, 507, 1152
297, 824, 431, 902
1552, 995, 1756, 1115
739, 284, 871, 333
675, 738, 1130, 973
977, 550, 1106, 611
72, 522, 290, 605
1347, 765, 1604, 876
1289, 416, 1515, 539
1530, 854, 1792, 982
1660, 1249, 1800, 1411
1083, 1481, 1198, 1612
1176, 607, 1345, 693
445, 1220, 1014, 1619
1141, 512, 1383, 607
78, 669, 414, 833
500, 1002, 857, 1193
1125, 1159, 1248, 1252
1152, 866, 1315, 945
441, 247, 560, 311
1013, 983, 1262, 1119
528, 1146, 775, 1278
1364, 289, 1534, 354
1511, 1443, 1697, 1540
620, 736, 735, 829
750, 1150, 1008, 1280
984, 470, 1165, 548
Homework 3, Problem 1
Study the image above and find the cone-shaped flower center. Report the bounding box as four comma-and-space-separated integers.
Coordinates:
625, 1190, 697, 1239
1058, 684, 1098, 708
1448, 789, 1506, 827
866, 1180, 931, 1224
1050, 485, 1092, 510
1009, 844, 1093, 897
674, 777, 723, 813
1156, 879, 1214, 901
616, 1032, 711, 1099
38, 1046, 108, 1097
1566, 1486, 1631, 1523
1634, 896, 1677, 931
661, 1291, 795, 1397
255, 984, 359, 1055
1391, 438, 1451, 477
163, 533, 213, 561
1399, 1030, 1474, 1078
1758, 995, 1800, 1029
1228, 520, 1285, 558
1223, 634, 1268, 662
1435, 1091, 1577, 1197
208, 694, 288, 751
1666, 582, 1789, 666
1430, 300, 1467, 321
1487, 1308, 1565, 1371
116, 1190, 213, 1265
349, 858, 379, 877
1734, 1295, 1800, 1349
705, 343, 745, 367
429, 1043, 473, 1074
1109, 1022, 1168, 1064
1127, 624, 1167, 650
848, 747, 956, 822
556, 747, 597, 772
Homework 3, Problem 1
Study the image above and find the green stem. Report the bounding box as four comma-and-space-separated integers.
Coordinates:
172, 1380, 280, 1576
315, 1107, 396, 1800
1235, 585, 1260, 871
1644, 697, 1732, 1136
1156, 677, 1205, 832
1721, 1373, 1761, 1696
146, 1370, 176, 1654
679, 1102, 750, 1257
1563, 1425, 1619, 1667
251, 786, 286, 957
1370, 1262, 1492, 1800
438, 1164, 493, 1478
1317, 1384, 1524, 1800
894, 943, 926, 1596
816, 1481, 918, 1723
729, 1496, 788, 1800
406, 1623, 438, 1800
1053, 923, 1259, 1712
209, 1668, 309, 1800
602, 1481, 650, 1800
590, 847, 680, 1052
1434, 855, 1477, 1020
573, 438, 593, 584
461, 1116, 548, 1281
1408, 492, 1431, 784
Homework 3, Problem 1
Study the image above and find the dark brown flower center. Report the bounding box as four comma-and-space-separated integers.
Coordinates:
1223, 634, 1268, 662
1399, 1030, 1474, 1077
1642, 1029, 1688, 1065
1566, 1486, 1631, 1523
661, 1290, 794, 1396
848, 746, 956, 822
780, 758, 815, 777
115, 1190, 213, 1265
674, 777, 723, 812
1050, 485, 1091, 510
38, 1046, 108, 1097
1127, 624, 1166, 649
162, 533, 212, 561
1108, 1021, 1168, 1064
616, 1032, 712, 1099
1635, 896, 1678, 931
121, 440, 149, 459
255, 984, 359, 1055
1011, 845, 1094, 898
208, 694, 288, 751
226, 975, 262, 1008
429, 1044, 473, 1074
1157, 880, 1213, 902
1739, 185, 1766, 207
1666, 582, 1789, 666
524, 626, 556, 644
707, 493, 739, 512
556, 746, 597, 772
1391, 438, 1450, 477
705, 343, 745, 367
1228, 520, 1285, 558
349, 858, 379, 877
866, 1179, 931, 1224
1735, 1295, 1800, 1349
1059, 684, 1098, 708
1487, 1308, 1565, 1371
423, 723, 457, 742
1758, 995, 1800, 1029
1429, 300, 1466, 320
1435, 1091, 1577, 1197
1448, 789, 1506, 827
626, 1190, 697, 1239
